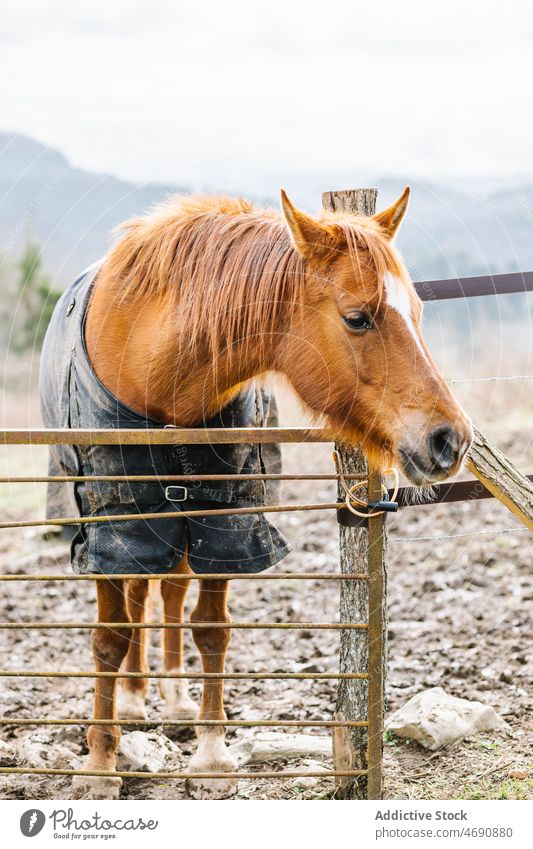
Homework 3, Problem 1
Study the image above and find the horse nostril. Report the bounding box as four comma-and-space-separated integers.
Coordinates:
428, 426, 457, 470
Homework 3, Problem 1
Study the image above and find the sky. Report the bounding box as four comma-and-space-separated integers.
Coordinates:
1, 0, 533, 192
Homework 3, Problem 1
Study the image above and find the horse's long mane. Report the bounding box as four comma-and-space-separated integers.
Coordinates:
100, 193, 402, 365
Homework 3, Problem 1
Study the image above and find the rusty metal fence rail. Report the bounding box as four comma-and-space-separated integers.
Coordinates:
0, 425, 385, 795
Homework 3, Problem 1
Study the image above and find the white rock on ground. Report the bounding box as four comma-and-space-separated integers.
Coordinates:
18, 733, 81, 769
385, 687, 510, 750
117, 731, 179, 772
229, 732, 331, 766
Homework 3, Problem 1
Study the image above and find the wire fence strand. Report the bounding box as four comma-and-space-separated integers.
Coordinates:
390, 526, 529, 543
448, 374, 533, 384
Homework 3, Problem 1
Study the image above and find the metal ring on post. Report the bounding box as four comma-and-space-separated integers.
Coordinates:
344, 468, 400, 518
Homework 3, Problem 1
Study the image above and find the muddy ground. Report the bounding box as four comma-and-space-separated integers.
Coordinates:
0, 431, 530, 802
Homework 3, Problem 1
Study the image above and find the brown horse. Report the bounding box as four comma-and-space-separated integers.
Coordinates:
68, 188, 471, 799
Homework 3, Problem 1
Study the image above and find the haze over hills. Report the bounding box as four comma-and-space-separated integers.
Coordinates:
0, 133, 182, 284
0, 132, 532, 330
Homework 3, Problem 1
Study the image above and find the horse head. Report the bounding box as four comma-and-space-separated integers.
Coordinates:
278, 188, 472, 484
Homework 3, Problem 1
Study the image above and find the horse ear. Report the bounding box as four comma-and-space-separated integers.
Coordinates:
281, 190, 339, 263
373, 186, 410, 240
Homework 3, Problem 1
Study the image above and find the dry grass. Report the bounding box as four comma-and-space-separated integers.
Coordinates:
383, 731, 532, 800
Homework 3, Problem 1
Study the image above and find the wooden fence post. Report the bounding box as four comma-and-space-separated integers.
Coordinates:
322, 188, 387, 800
467, 425, 533, 530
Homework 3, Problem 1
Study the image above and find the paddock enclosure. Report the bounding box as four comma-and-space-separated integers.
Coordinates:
0, 188, 531, 801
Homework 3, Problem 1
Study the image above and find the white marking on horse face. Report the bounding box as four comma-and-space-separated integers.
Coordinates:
384, 272, 430, 364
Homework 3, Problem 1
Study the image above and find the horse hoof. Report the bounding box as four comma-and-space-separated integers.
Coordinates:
159, 678, 198, 722
117, 687, 148, 720
186, 740, 238, 799
186, 775, 238, 800
71, 775, 122, 800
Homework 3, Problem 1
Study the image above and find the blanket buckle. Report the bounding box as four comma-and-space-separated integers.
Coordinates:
165, 485, 188, 502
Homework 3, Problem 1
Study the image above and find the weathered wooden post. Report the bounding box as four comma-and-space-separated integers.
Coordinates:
322, 188, 387, 800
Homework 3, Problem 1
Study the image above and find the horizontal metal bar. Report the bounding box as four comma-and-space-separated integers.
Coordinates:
14, 473, 530, 528
0, 766, 367, 780
0, 472, 365, 483
0, 501, 342, 530
0, 427, 330, 446
0, 670, 368, 680
0, 621, 367, 630
415, 269, 533, 301
397, 474, 533, 506
0, 572, 368, 582
0, 718, 368, 728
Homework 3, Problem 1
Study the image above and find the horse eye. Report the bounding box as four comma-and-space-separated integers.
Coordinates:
342, 311, 374, 332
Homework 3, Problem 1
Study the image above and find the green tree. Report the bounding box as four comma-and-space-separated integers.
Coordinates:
12, 243, 60, 350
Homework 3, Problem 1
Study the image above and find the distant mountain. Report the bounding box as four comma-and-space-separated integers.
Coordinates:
0, 133, 532, 329
0, 132, 181, 284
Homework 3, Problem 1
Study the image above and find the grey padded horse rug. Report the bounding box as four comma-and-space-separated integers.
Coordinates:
39, 266, 290, 575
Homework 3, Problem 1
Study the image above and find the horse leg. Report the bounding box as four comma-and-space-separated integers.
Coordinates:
187, 579, 237, 799
116, 579, 150, 719
72, 579, 131, 800
159, 556, 198, 719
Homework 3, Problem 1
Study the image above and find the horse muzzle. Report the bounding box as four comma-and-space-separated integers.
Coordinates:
398, 422, 472, 485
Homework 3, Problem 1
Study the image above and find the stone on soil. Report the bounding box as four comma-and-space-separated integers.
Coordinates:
385, 687, 510, 750
18, 733, 81, 768
117, 731, 179, 772
229, 732, 330, 765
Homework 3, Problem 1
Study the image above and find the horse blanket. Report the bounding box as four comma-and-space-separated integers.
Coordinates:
39, 267, 290, 575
